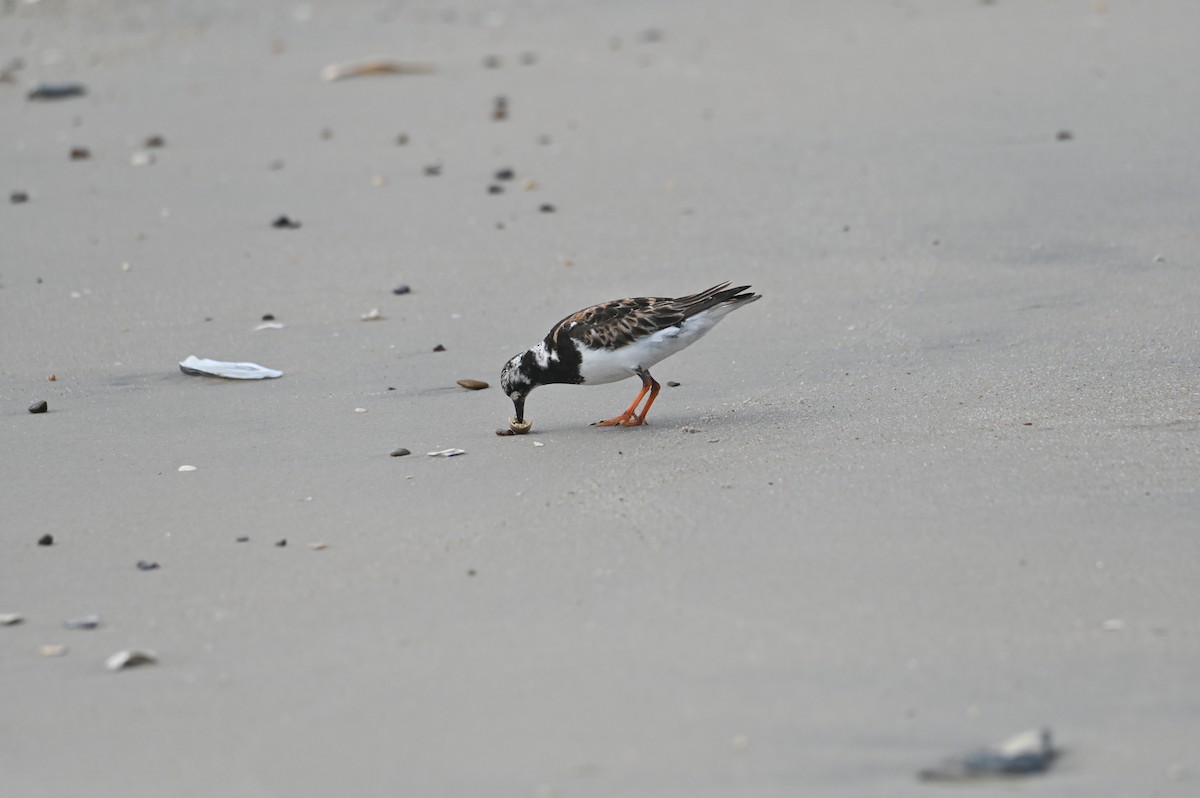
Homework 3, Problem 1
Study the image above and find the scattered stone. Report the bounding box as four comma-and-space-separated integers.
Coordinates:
395, 133, 409, 145
361, 308, 382, 321
667, 380, 681, 387
28, 400, 48, 414
10, 191, 29, 204
918, 728, 1058, 782
272, 215, 301, 229
144, 134, 166, 148
320, 127, 334, 140
27, 83, 87, 101
681, 426, 700, 434
64, 614, 101, 630
495, 168, 515, 181
130, 150, 156, 166
262, 313, 275, 321
492, 95, 509, 121
39, 644, 68, 657
354, 408, 367, 414
423, 164, 442, 176
69, 147, 91, 160
121, 262, 132, 272
1153, 254, 1166, 263
1056, 129, 1073, 141
483, 54, 502, 69
48, 375, 56, 381
0, 613, 23, 626
519, 52, 538, 66
38, 534, 53, 546
268, 158, 285, 170
640, 28, 664, 43
432, 344, 446, 352
532, 441, 544, 447
392, 284, 411, 295
177, 465, 197, 472
136, 560, 160, 571
539, 203, 556, 213
390, 448, 411, 457
487, 184, 504, 195
371, 174, 387, 187
106, 649, 157, 672
275, 539, 287, 547
457, 379, 489, 390
309, 542, 328, 551
236, 536, 249, 542
495, 428, 516, 436
427, 448, 467, 457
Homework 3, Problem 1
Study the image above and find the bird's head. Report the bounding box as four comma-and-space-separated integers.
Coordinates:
500, 352, 535, 424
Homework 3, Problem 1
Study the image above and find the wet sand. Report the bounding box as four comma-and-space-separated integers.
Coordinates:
2, 2, 1198, 795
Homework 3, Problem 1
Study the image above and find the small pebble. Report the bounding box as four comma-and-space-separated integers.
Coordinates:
495, 168, 515, 181
495, 428, 516, 436
64, 614, 101, 630
275, 539, 287, 547
371, 174, 387, 187
539, 203, 556, 213
27, 83, 87, 100
69, 147, 90, 160
268, 158, 285, 170
144, 134, 166, 148
355, 407, 367, 413
667, 380, 681, 387
136, 560, 160, 571
39, 645, 68, 657
1153, 254, 1166, 263
262, 313, 275, 321
0, 613, 23, 626
519, 52, 538, 66
106, 649, 156, 672
361, 308, 382, 321
272, 215, 301, 229
130, 150, 156, 167
320, 127, 334, 140
492, 96, 509, 121
390, 448, 411, 457
487, 184, 504, 195
532, 441, 544, 447
392, 284, 411, 295
483, 54, 502, 69
395, 133, 409, 146
1056, 129, 1074, 141
423, 164, 442, 176
29, 400, 48, 414
121, 262, 132, 272
177, 465, 197, 472
38, 534, 54, 546
236, 536, 249, 542
433, 344, 446, 352
48, 374, 56, 381
457, 379, 489, 390
10, 191, 29, 204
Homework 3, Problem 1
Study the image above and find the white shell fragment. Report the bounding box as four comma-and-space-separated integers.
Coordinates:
360, 308, 382, 321
918, 728, 1057, 782
178, 465, 198, 472
426, 448, 466, 457
106, 649, 157, 672
0, 613, 23, 626
253, 322, 286, 331
180, 355, 282, 379
320, 58, 435, 82
130, 150, 156, 166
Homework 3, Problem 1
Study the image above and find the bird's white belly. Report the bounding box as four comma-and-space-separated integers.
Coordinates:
577, 324, 711, 385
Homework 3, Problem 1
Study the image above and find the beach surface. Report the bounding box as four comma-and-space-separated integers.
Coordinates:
2, 1, 1198, 795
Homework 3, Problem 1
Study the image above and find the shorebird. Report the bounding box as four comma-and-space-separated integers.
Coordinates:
499, 282, 761, 431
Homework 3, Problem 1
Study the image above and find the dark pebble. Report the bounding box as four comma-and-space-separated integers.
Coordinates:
144, 134, 166, 148
392, 284, 411, 295
27, 83, 87, 101
492, 96, 509, 121
494, 168, 515, 181
457, 379, 489, 390
10, 191, 29, 204
539, 203, 556, 213
236, 536, 249, 542
467, 569, 477, 576
1056, 129, 1073, 141
136, 560, 160, 571
390, 448, 411, 457
29, 400, 48, 414
667, 381, 681, 387
261, 313, 275, 321
38, 534, 54, 546
640, 28, 664, 43
268, 159, 285, 171
423, 164, 442, 176
495, 428, 516, 436
272, 215, 301, 229
483, 54, 502, 69
395, 133, 409, 146
387, 386, 396, 391
488, 184, 504, 195
433, 344, 446, 352
275, 539, 287, 547
69, 147, 90, 160
320, 127, 333, 140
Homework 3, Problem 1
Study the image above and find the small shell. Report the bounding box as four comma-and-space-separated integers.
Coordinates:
0, 613, 23, 626
508, 417, 533, 435
360, 308, 382, 321
106, 649, 157, 672
178, 465, 197, 472
457, 379, 489, 390
426, 448, 466, 457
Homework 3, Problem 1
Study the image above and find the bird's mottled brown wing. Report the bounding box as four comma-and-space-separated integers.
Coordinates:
549, 296, 687, 351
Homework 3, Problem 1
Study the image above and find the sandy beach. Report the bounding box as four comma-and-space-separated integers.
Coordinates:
3, 1, 1198, 795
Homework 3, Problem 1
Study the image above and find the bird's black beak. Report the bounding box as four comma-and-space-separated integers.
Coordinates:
512, 395, 526, 424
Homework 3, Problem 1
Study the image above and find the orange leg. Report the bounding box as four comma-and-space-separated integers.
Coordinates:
594, 371, 660, 427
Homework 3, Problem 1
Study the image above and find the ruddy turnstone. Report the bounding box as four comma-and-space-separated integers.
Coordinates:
500, 282, 761, 430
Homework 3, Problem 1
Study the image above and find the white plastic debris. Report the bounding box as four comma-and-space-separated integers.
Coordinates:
426, 448, 466, 457
106, 649, 157, 672
918, 727, 1057, 782
180, 355, 282, 379
177, 465, 197, 472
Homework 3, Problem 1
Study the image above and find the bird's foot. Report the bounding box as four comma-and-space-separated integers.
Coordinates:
593, 413, 645, 427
